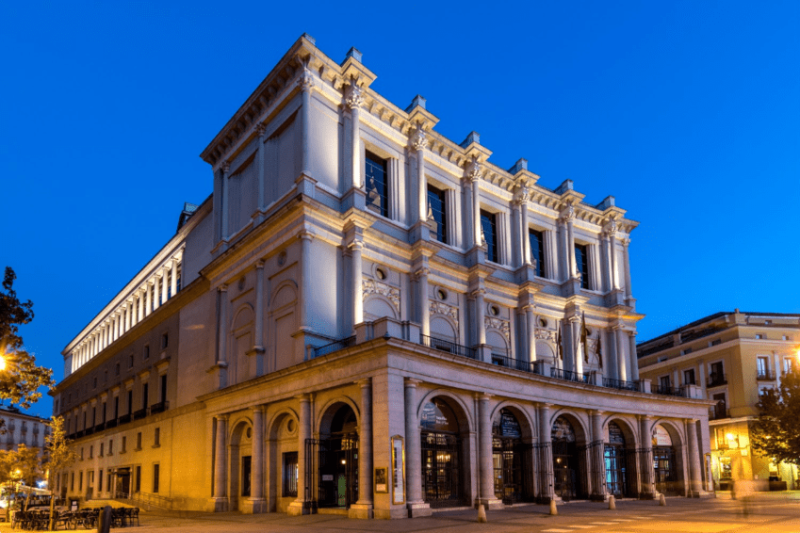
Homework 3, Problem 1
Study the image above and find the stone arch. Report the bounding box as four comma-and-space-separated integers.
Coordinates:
269, 280, 298, 309
430, 315, 457, 342
416, 389, 474, 433
536, 341, 555, 360
228, 418, 254, 511
649, 419, 687, 496
364, 294, 397, 321
486, 329, 508, 355
490, 401, 536, 440
316, 396, 361, 437
602, 415, 638, 448
549, 409, 590, 445
232, 304, 254, 331
266, 408, 299, 513
603, 416, 640, 499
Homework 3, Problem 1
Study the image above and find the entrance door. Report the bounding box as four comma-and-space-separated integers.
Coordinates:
420, 399, 464, 508
551, 417, 579, 501
604, 421, 628, 498
241, 456, 252, 497
115, 468, 130, 499
653, 446, 678, 495
318, 405, 359, 509
493, 408, 524, 503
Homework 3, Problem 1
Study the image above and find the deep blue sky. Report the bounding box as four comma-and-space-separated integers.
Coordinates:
2, 1, 799, 418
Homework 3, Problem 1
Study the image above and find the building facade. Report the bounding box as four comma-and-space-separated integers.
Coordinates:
638, 310, 800, 492
52, 35, 713, 519
0, 407, 48, 451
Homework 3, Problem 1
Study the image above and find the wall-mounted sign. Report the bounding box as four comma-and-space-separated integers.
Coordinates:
391, 435, 405, 505
375, 467, 388, 493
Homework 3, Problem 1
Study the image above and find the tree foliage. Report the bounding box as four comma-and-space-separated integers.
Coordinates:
45, 416, 76, 530
751, 368, 800, 465
0, 267, 53, 408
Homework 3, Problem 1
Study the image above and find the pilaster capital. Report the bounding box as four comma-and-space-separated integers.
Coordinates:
255, 122, 267, 137
464, 157, 483, 183
409, 124, 428, 152
218, 284, 228, 293
348, 238, 363, 252
295, 393, 311, 403
344, 82, 364, 110
251, 405, 265, 417
221, 160, 231, 174
602, 218, 618, 237
513, 186, 530, 206
559, 203, 575, 224
470, 288, 486, 299
256, 260, 265, 270
298, 67, 315, 94
637, 414, 651, 422
589, 409, 604, 417
404, 377, 422, 388
356, 377, 372, 389
474, 392, 492, 402
412, 267, 429, 281
611, 322, 625, 331
687, 418, 699, 424
216, 413, 229, 423
299, 229, 316, 243
620, 237, 631, 248
627, 330, 637, 337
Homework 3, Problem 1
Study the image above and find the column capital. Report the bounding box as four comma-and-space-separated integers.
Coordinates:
512, 186, 530, 206
216, 413, 229, 422
347, 238, 363, 252
412, 267, 429, 280
464, 157, 483, 182
255, 122, 267, 136
356, 377, 372, 388
470, 288, 486, 299
294, 393, 311, 402
251, 405, 266, 416
559, 202, 575, 224
409, 124, 428, 152
637, 414, 651, 422
218, 284, 228, 293
536, 402, 554, 409
687, 418, 699, 424
474, 392, 492, 401
602, 218, 618, 237
589, 409, 604, 417
344, 82, 364, 110
221, 160, 231, 174
299, 228, 316, 242
255, 260, 265, 270
298, 66, 315, 94
404, 377, 422, 388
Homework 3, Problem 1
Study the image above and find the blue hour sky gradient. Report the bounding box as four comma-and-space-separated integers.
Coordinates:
2, 1, 799, 418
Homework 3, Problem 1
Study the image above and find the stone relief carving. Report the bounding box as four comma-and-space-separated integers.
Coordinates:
410, 125, 428, 151
429, 301, 459, 329
485, 316, 510, 341
362, 278, 400, 312
535, 328, 556, 341
345, 83, 364, 110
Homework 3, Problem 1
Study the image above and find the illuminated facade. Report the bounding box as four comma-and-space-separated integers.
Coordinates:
0, 407, 48, 451
53, 35, 714, 518
638, 310, 800, 492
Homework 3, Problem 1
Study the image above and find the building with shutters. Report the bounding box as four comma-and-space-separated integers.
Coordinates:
51, 34, 714, 518
0, 406, 49, 451
638, 310, 800, 492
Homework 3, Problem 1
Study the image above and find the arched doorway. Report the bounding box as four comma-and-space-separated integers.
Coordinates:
605, 421, 638, 498
318, 404, 359, 509
420, 398, 465, 508
652, 424, 679, 496
228, 420, 253, 512
551, 416, 587, 501
492, 408, 525, 503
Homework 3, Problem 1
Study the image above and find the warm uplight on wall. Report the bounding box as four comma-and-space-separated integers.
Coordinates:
725, 432, 740, 449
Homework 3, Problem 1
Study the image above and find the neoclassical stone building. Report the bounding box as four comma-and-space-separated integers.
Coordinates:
52, 35, 713, 519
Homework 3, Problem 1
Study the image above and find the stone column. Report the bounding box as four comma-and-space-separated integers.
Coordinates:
571, 317, 583, 375
471, 174, 481, 246
153, 276, 161, 310
248, 406, 265, 513
638, 415, 654, 499
628, 332, 639, 381
254, 261, 265, 375
615, 326, 628, 382
519, 190, 531, 265
221, 161, 230, 241
415, 268, 430, 337
351, 379, 373, 518
473, 289, 486, 347
125, 301, 132, 331
299, 68, 314, 177
350, 238, 363, 328
145, 282, 152, 317
411, 126, 428, 223
212, 414, 229, 510
477, 393, 500, 508
345, 83, 363, 190
526, 306, 537, 363
288, 395, 311, 515
606, 220, 619, 290
171, 258, 179, 297
217, 285, 228, 378
404, 379, 428, 516
687, 419, 703, 497
298, 231, 314, 336
137, 289, 144, 322
463, 176, 475, 249
590, 411, 606, 500
538, 403, 554, 501
161, 267, 169, 304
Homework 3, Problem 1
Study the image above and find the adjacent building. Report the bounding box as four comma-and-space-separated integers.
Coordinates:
638, 310, 800, 492
0, 406, 49, 451
52, 35, 714, 519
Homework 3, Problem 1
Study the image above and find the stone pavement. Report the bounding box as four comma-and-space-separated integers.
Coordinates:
3, 493, 799, 533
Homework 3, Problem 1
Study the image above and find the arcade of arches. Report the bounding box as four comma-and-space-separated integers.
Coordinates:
207, 381, 707, 518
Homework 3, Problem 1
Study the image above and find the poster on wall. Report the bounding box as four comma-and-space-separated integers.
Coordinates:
375, 468, 388, 493
391, 435, 405, 504
652, 425, 672, 446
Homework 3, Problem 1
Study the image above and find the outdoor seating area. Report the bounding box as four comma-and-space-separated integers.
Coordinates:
10, 507, 139, 530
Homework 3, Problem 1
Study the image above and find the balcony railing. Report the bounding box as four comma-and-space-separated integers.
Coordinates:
105, 419, 118, 429
491, 354, 535, 373
150, 401, 169, 415
710, 403, 728, 420
707, 373, 727, 387
756, 370, 776, 381
420, 335, 478, 360
550, 367, 590, 384
654, 385, 685, 397
313, 336, 356, 358
118, 413, 132, 425
603, 378, 639, 391
133, 408, 148, 421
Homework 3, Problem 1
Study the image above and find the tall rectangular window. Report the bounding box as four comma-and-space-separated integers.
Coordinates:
785, 358, 795, 374
143, 345, 150, 360
98, 470, 103, 492
480, 210, 498, 263
574, 243, 589, 289
135, 466, 141, 493
365, 151, 388, 217
659, 375, 670, 389
127, 390, 133, 416
109, 439, 113, 455
142, 384, 148, 410
160, 374, 167, 404
136, 432, 142, 450
121, 436, 126, 453
283, 452, 298, 497
153, 464, 160, 493
683, 369, 696, 385
529, 229, 545, 278
154, 427, 160, 447
757, 356, 769, 376
427, 185, 447, 244
114, 397, 119, 419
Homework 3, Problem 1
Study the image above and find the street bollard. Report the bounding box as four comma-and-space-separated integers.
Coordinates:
608, 495, 616, 510
98, 505, 112, 533
659, 494, 666, 506
477, 503, 487, 523
549, 499, 558, 515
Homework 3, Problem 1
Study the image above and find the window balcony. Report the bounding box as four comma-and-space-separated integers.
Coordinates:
133, 408, 148, 421
149, 401, 169, 415
707, 373, 727, 388
654, 385, 685, 397
420, 335, 478, 360
710, 403, 728, 420
105, 419, 118, 429
491, 353, 536, 374
550, 367, 590, 384
603, 378, 639, 392
118, 413, 132, 426
756, 370, 776, 381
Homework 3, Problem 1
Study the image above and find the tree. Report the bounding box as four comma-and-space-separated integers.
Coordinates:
0, 267, 53, 409
44, 416, 76, 531
11, 443, 42, 511
750, 368, 800, 465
